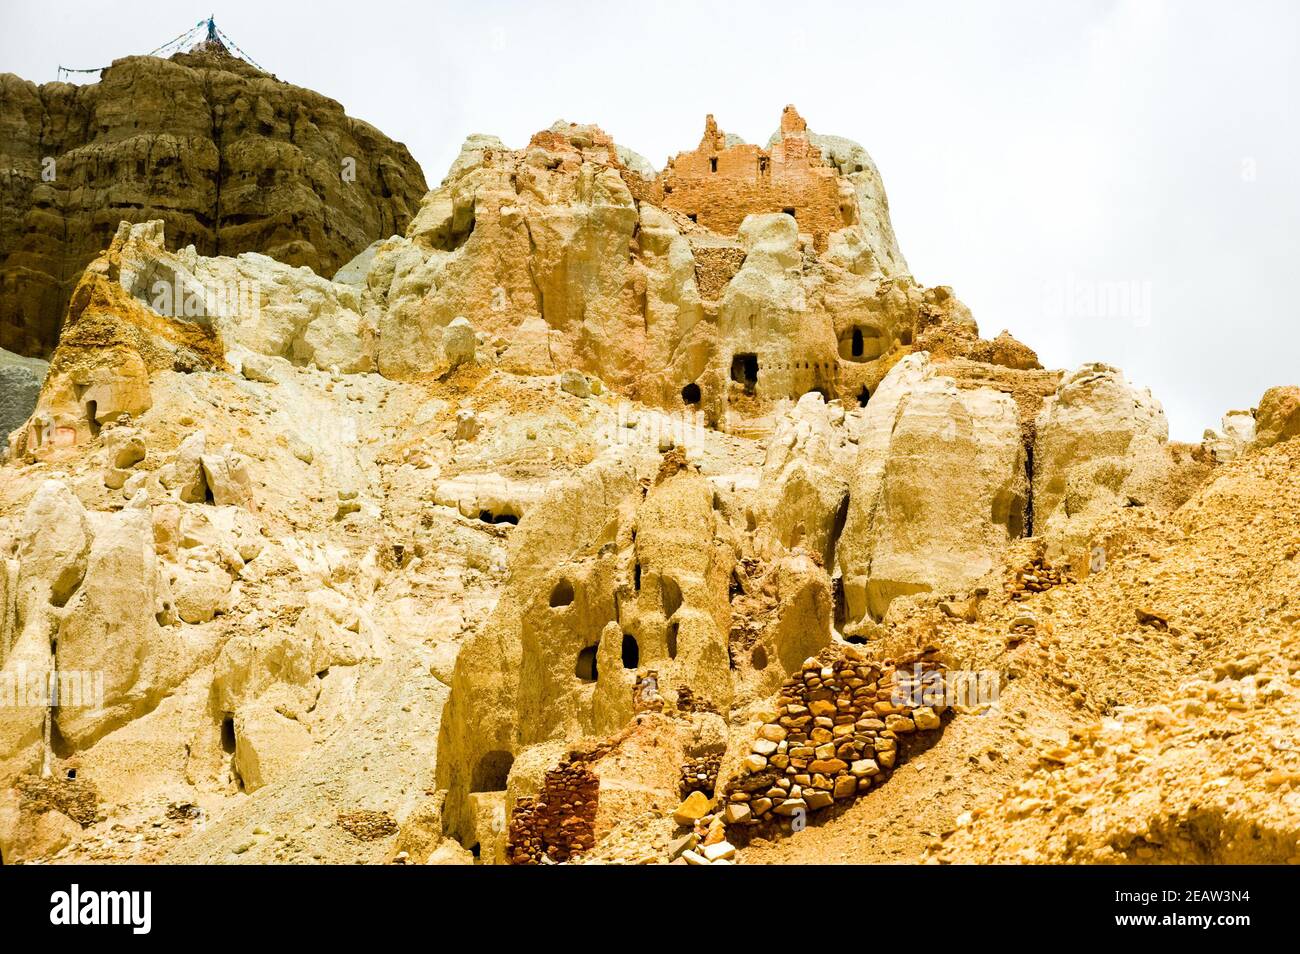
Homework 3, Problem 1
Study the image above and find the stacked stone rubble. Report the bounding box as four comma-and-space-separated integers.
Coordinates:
1006, 555, 1073, 601
506, 759, 599, 865
722, 650, 948, 830
679, 754, 721, 798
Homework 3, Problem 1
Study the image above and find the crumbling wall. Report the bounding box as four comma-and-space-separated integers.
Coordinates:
721, 649, 948, 831
506, 758, 599, 864
661, 107, 850, 251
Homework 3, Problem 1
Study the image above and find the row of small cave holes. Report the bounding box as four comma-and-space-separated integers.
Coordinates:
553, 564, 769, 683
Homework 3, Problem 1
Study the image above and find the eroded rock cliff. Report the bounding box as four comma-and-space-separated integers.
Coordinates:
0, 49, 427, 357
0, 102, 1295, 868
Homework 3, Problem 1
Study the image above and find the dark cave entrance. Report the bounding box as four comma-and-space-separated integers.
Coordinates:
730, 353, 758, 395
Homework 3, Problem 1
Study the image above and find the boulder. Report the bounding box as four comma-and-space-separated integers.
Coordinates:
170, 560, 232, 624
560, 370, 592, 399
232, 703, 313, 793
200, 447, 253, 508
172, 431, 209, 503
443, 316, 477, 369
1202, 410, 1256, 462
16, 480, 92, 608
1252, 386, 1300, 449
54, 506, 176, 748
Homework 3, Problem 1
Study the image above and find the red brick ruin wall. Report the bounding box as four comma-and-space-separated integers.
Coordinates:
506, 760, 599, 864
658, 108, 850, 251
539, 107, 855, 254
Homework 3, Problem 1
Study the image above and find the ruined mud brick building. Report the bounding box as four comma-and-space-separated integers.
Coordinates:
658, 106, 853, 253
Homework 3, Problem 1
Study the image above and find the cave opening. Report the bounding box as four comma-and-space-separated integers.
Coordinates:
471, 750, 515, 792
730, 353, 758, 395
575, 645, 598, 682
621, 634, 639, 669
549, 578, 575, 608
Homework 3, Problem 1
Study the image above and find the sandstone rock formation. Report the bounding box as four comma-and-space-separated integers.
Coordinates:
1252, 385, 1300, 449
363, 107, 978, 427
1032, 363, 1170, 556
1, 100, 1297, 869
0, 48, 427, 358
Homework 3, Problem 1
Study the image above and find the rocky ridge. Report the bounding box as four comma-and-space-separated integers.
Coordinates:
0, 48, 427, 357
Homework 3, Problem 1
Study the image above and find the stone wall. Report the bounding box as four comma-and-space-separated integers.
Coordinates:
721, 649, 947, 832
506, 758, 599, 864
679, 753, 721, 797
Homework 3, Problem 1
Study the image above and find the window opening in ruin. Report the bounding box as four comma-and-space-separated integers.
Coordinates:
751, 645, 768, 670
899, 328, 913, 345
575, 645, 598, 682
220, 715, 236, 754
621, 634, 639, 669
634, 562, 641, 591
666, 621, 679, 659
782, 207, 796, 220
66, 768, 77, 780
759, 156, 769, 174
471, 750, 515, 792
858, 386, 870, 407
550, 578, 575, 608
730, 353, 758, 395
710, 157, 718, 173
851, 327, 864, 357
687, 213, 697, 223
85, 400, 100, 437
680, 382, 701, 405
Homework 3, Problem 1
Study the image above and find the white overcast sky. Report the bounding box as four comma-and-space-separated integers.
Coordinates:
3, 0, 1297, 439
